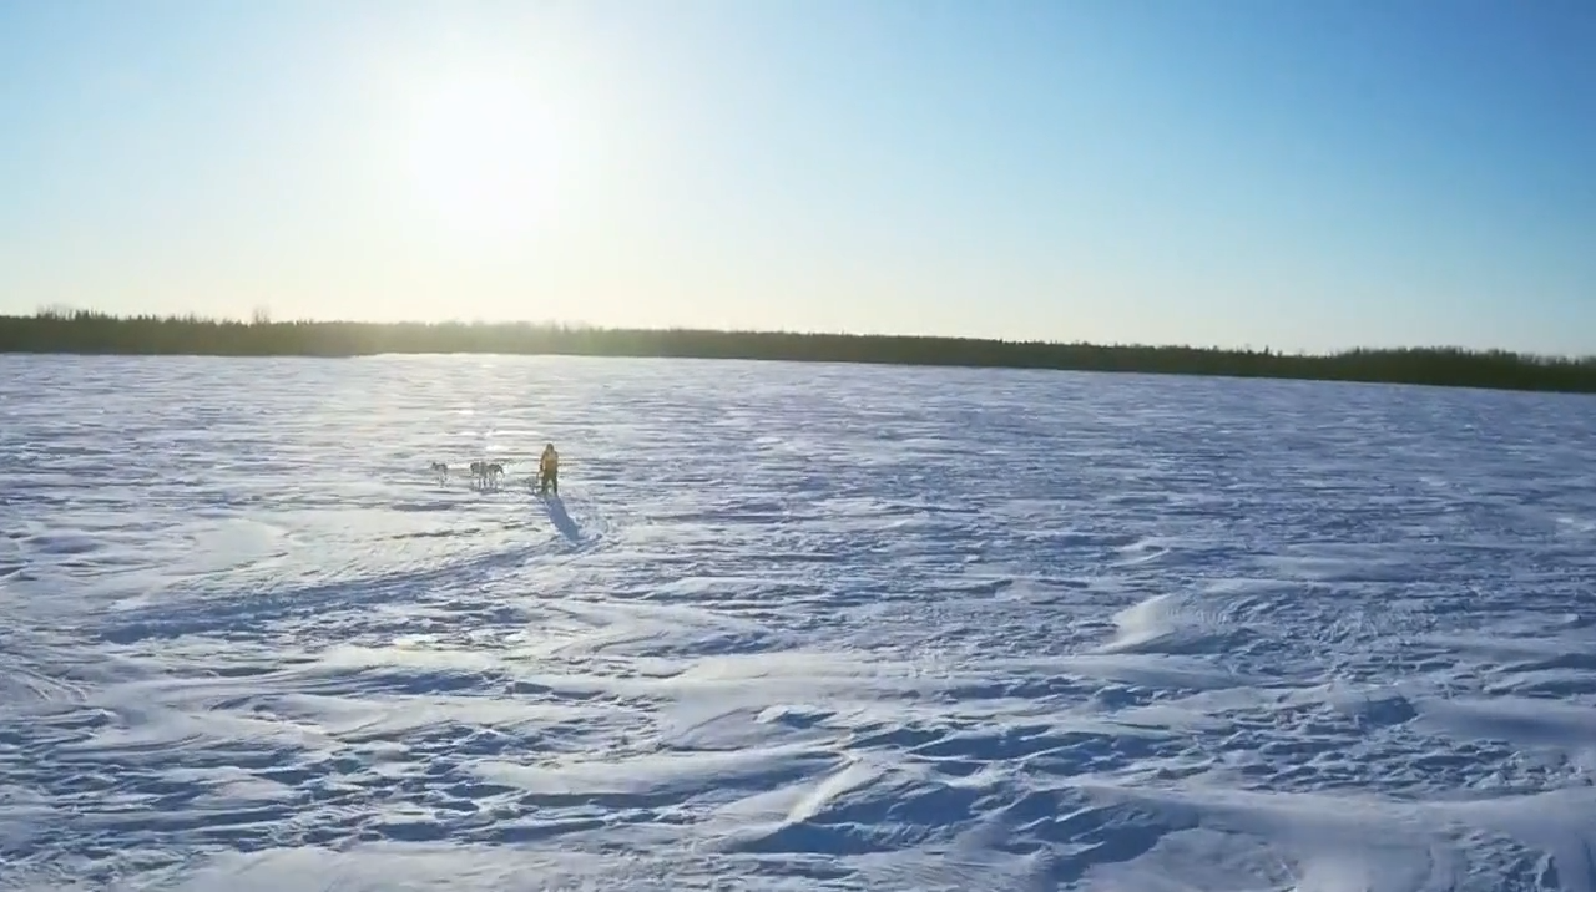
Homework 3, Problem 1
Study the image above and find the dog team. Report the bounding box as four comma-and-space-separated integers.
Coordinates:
430, 443, 559, 495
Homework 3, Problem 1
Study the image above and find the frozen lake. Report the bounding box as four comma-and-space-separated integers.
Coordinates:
4, 353, 1596, 890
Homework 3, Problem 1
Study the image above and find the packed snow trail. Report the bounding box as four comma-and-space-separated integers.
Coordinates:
4, 354, 1596, 890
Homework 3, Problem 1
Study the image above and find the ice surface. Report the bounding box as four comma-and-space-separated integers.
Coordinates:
4, 354, 1596, 890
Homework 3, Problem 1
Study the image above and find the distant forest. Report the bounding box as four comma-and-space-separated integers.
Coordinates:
4, 309, 1596, 395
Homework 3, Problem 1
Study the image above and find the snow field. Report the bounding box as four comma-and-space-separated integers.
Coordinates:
4, 354, 1596, 889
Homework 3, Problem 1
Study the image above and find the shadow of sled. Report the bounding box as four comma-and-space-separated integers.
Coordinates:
539, 493, 584, 544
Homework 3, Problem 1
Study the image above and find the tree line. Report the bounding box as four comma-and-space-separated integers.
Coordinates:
3, 309, 1595, 394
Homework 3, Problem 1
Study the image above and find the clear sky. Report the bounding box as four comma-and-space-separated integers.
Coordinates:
2, 0, 1592, 354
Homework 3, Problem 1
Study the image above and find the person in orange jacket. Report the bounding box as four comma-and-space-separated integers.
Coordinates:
538, 443, 560, 496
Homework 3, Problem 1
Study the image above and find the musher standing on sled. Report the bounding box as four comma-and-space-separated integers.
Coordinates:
538, 443, 559, 496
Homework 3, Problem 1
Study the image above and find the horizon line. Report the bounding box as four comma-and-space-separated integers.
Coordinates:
10, 307, 1595, 364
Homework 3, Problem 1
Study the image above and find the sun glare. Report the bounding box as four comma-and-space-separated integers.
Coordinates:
402, 71, 561, 243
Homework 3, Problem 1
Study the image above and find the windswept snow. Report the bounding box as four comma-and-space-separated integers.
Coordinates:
4, 354, 1596, 890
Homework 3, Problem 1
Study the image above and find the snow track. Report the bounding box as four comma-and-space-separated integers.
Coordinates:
4, 354, 1596, 889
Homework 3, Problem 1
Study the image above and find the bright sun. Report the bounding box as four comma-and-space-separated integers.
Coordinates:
402, 71, 561, 242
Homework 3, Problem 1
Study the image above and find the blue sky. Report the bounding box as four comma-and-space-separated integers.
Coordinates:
1, 0, 1592, 354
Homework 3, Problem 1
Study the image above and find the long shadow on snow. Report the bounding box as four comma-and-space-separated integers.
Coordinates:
541, 494, 584, 545
96, 542, 537, 645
